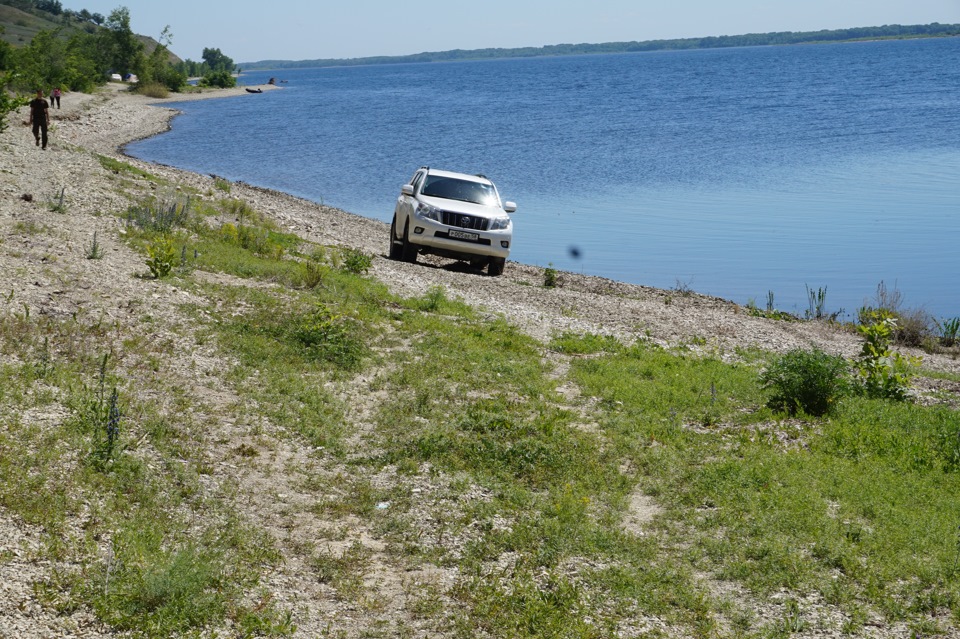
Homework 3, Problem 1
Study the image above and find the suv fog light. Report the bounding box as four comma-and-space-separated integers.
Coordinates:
501, 241, 510, 248
414, 227, 425, 235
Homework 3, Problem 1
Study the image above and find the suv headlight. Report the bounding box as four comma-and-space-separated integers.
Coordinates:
489, 216, 511, 231
415, 202, 442, 222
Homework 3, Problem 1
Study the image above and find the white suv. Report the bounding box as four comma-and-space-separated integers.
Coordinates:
389, 167, 517, 276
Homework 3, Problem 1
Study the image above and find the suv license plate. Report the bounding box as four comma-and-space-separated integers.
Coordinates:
448, 229, 479, 241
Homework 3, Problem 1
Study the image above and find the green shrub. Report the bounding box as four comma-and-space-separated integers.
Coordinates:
0, 72, 29, 134
549, 331, 622, 355
419, 285, 448, 312
759, 348, 849, 416
198, 70, 236, 88
135, 82, 169, 98
237, 225, 268, 254
544, 264, 558, 288
291, 303, 364, 369
146, 236, 176, 279
341, 248, 372, 275
89, 541, 227, 635
156, 67, 188, 92
298, 259, 326, 289
853, 317, 919, 401
98, 155, 158, 181
403, 285, 474, 316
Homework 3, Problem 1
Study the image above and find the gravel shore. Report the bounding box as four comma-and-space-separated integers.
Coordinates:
1, 82, 957, 638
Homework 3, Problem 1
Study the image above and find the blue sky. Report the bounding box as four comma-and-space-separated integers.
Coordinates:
65, 0, 960, 63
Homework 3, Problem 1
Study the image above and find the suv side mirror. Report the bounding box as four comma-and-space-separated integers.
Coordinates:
401, 184, 415, 196
503, 201, 517, 213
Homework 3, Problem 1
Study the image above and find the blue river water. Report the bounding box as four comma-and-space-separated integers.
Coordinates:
126, 37, 960, 319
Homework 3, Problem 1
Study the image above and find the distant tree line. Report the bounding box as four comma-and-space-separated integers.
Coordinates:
243, 22, 960, 70
621, 23, 960, 51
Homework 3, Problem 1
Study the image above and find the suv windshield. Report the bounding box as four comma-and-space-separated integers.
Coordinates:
421, 176, 498, 206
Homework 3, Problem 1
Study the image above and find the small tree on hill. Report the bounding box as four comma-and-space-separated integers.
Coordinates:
35, 0, 64, 15
139, 26, 187, 92
0, 26, 12, 71
97, 7, 145, 77
201, 47, 235, 73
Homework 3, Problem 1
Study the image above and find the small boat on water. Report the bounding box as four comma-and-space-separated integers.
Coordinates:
245, 87, 263, 94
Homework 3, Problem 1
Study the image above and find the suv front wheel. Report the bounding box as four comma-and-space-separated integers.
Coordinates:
400, 219, 418, 263
488, 257, 506, 276
389, 216, 403, 260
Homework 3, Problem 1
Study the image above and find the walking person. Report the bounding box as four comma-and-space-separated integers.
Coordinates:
50, 87, 61, 109
28, 89, 49, 150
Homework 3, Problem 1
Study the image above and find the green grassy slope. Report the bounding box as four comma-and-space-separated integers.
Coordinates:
0, 3, 178, 60
0, 3, 79, 46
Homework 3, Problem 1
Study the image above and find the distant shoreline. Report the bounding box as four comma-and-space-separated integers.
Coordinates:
239, 22, 959, 71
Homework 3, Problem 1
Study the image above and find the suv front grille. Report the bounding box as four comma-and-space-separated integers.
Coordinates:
441, 211, 488, 231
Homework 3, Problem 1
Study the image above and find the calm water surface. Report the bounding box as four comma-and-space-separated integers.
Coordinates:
127, 38, 960, 318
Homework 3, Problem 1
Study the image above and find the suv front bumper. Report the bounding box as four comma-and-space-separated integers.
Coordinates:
410, 217, 512, 260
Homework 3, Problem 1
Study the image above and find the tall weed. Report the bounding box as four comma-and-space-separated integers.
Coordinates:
48, 187, 68, 213
86, 231, 104, 260
853, 315, 919, 401
69, 354, 123, 469
145, 236, 176, 279
937, 317, 960, 347
858, 281, 934, 347
805, 284, 842, 321
126, 196, 191, 233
